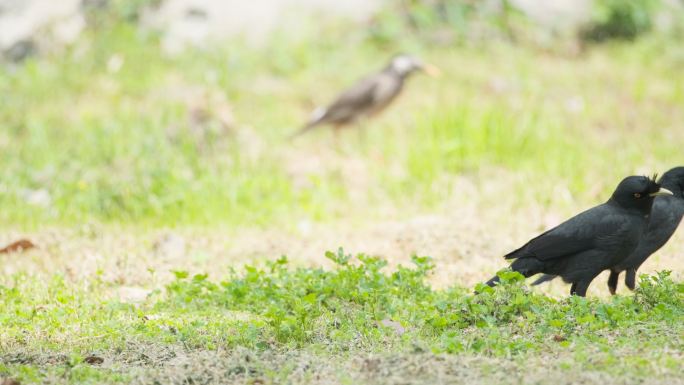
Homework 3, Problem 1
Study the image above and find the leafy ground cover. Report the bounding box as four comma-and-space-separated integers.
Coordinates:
1, 251, 682, 384
2, 3, 684, 384
1, 23, 684, 228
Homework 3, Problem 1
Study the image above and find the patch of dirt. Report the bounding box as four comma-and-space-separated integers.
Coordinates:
1, 169, 682, 298
1, 206, 683, 299
5, 346, 681, 385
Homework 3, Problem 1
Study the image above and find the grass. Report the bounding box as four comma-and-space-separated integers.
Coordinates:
2, 22, 684, 228
1, 252, 682, 384
2, 9, 684, 385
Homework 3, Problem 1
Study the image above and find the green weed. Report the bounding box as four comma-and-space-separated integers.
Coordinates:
2, 251, 680, 383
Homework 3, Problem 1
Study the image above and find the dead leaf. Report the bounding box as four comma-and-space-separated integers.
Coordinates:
1, 378, 21, 385
0, 239, 37, 254
379, 319, 406, 336
553, 335, 566, 342
84, 355, 104, 365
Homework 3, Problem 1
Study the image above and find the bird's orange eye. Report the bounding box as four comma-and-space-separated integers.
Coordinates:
634, 193, 642, 198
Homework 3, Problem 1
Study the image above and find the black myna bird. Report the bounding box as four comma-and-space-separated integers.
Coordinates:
290, 54, 440, 138
533, 167, 684, 294
605, 167, 684, 293
485, 175, 672, 297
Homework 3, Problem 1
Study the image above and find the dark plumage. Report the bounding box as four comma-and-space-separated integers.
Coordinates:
606, 167, 684, 294
485, 175, 672, 297
290, 54, 440, 138
532, 167, 684, 294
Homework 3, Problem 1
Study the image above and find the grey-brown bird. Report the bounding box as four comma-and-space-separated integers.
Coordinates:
291, 54, 440, 138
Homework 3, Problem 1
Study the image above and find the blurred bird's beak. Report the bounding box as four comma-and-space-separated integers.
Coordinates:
421, 63, 441, 77
650, 188, 673, 197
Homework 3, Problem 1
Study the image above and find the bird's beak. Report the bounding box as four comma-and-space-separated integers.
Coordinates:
650, 188, 673, 197
421, 63, 441, 78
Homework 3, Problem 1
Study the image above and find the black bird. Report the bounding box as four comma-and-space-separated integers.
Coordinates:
485, 175, 672, 297
290, 54, 440, 138
606, 167, 684, 294
532, 167, 684, 294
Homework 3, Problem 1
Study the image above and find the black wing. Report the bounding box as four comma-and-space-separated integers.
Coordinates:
505, 204, 629, 261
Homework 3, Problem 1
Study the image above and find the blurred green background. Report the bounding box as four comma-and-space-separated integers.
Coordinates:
1, 0, 683, 228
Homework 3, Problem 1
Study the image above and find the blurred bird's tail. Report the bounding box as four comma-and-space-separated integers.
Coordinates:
289, 107, 326, 140
531, 274, 556, 286
288, 122, 317, 140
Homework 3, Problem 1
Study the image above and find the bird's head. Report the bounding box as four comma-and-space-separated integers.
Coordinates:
610, 175, 673, 212
388, 54, 441, 78
658, 166, 684, 198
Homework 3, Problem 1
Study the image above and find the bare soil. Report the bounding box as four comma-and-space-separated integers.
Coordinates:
1, 201, 682, 299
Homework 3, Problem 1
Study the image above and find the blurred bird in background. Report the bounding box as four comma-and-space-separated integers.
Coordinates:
290, 54, 440, 139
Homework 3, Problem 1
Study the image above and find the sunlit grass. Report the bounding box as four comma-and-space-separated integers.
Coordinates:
1, 19, 683, 383
0, 256, 681, 384
1, 25, 683, 228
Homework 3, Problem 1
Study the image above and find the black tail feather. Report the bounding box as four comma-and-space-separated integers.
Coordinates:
485, 275, 500, 287
531, 274, 556, 286
482, 258, 544, 293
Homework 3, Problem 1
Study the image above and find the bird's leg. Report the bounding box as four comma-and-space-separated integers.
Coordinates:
331, 125, 343, 153
356, 119, 367, 148
570, 281, 591, 297
625, 268, 637, 291
607, 270, 620, 295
